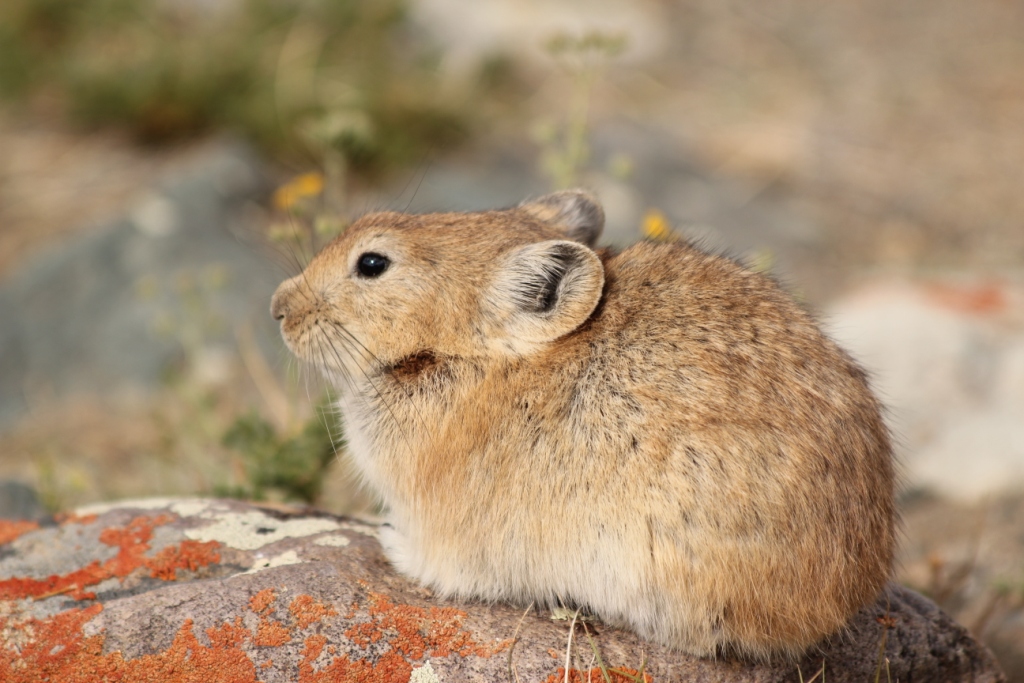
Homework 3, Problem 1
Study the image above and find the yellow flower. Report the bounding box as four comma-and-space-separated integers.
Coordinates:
641, 209, 676, 242
273, 172, 325, 210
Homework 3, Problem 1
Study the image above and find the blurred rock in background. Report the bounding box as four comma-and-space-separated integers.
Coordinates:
0, 480, 46, 520
829, 280, 1024, 502
0, 141, 276, 428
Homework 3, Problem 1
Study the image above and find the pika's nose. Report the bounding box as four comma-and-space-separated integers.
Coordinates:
270, 283, 293, 321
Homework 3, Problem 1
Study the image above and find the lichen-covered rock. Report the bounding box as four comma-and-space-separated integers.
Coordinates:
0, 498, 1005, 682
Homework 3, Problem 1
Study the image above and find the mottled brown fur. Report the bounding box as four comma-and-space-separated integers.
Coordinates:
270, 191, 896, 659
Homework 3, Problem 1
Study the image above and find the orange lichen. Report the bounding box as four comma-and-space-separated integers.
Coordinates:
290, 594, 338, 629
0, 519, 39, 546
0, 606, 259, 683
304, 649, 412, 683
345, 591, 510, 660
118, 618, 259, 682
147, 539, 222, 580
423, 604, 505, 658
289, 592, 508, 682
249, 588, 292, 647
926, 281, 1008, 314
298, 633, 416, 683
298, 634, 344, 683
302, 634, 329, 663
207, 616, 249, 649
98, 514, 174, 576
250, 587, 277, 615
0, 513, 220, 601
55, 513, 98, 526
0, 561, 105, 601
256, 617, 292, 647
545, 667, 653, 683
0, 605, 103, 681
1, 545, 509, 682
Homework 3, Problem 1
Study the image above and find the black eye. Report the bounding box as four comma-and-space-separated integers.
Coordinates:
356, 252, 390, 278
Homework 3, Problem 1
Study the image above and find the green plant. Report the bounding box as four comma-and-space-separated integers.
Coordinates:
0, 0, 470, 177
221, 400, 342, 504
533, 30, 627, 189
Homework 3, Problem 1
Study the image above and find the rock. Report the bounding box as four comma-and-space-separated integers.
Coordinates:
0, 481, 45, 521
0, 140, 280, 429
0, 497, 1005, 682
827, 279, 1024, 501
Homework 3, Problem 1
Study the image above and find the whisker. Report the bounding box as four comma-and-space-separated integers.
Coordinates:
318, 324, 418, 463
312, 344, 346, 466
401, 158, 433, 214
326, 321, 439, 450
254, 235, 301, 279
263, 209, 313, 278
315, 337, 356, 403
311, 355, 384, 509
284, 210, 313, 266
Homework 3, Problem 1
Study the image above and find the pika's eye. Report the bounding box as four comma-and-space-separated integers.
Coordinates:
356, 252, 390, 278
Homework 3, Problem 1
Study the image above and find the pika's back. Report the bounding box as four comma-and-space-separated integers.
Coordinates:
551, 240, 895, 652
594, 238, 879, 427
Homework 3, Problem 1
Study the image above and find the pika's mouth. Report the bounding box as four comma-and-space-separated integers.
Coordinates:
271, 278, 340, 370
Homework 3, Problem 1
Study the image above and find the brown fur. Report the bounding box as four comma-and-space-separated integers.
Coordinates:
270, 191, 896, 659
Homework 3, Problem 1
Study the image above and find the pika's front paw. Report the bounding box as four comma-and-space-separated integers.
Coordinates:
378, 522, 415, 576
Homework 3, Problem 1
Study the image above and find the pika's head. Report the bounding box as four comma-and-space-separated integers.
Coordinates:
270, 190, 606, 383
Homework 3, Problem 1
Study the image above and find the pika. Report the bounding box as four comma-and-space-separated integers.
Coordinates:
271, 190, 896, 659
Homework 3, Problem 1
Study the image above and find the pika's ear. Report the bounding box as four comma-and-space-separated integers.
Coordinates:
519, 190, 604, 247
485, 240, 605, 348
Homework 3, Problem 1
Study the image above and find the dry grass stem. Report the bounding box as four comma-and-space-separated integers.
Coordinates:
506, 602, 534, 683
564, 607, 582, 683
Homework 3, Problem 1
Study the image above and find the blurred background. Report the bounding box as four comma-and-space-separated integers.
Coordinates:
0, 0, 1022, 675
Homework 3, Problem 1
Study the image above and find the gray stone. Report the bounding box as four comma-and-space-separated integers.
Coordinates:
0, 481, 45, 520
0, 141, 282, 428
0, 497, 1005, 681
827, 279, 1024, 501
